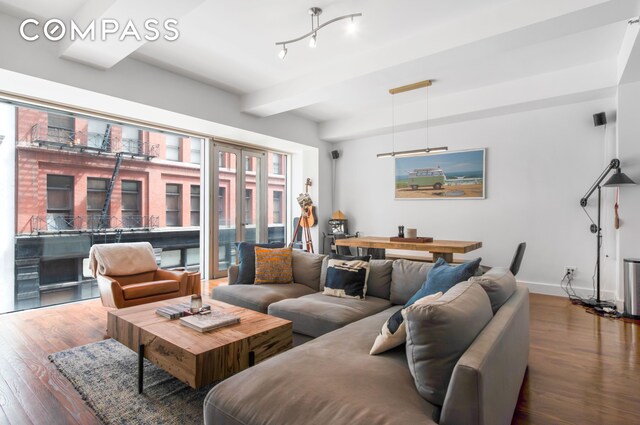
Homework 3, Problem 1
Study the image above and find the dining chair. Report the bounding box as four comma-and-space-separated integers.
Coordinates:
510, 242, 527, 276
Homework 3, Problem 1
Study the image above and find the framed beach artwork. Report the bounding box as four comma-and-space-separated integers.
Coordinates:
394, 149, 486, 199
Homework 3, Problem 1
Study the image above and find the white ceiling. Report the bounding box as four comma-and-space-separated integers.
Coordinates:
0, 0, 638, 141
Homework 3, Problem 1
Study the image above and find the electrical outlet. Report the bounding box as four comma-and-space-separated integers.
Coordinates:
565, 267, 576, 277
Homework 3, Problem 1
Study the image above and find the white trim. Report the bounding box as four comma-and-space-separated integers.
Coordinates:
518, 279, 621, 307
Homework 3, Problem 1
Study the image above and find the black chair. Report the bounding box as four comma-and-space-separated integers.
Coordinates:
510, 242, 526, 276
333, 233, 352, 256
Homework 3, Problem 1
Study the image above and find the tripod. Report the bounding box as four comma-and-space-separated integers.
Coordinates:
290, 211, 314, 253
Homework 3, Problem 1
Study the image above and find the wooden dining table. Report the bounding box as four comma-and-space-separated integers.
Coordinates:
334, 236, 482, 262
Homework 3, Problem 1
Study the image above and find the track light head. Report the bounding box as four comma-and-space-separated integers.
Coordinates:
278, 46, 288, 60
309, 33, 317, 48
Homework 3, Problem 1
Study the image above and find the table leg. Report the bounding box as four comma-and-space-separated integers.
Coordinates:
138, 344, 144, 394
432, 252, 453, 263
249, 351, 255, 367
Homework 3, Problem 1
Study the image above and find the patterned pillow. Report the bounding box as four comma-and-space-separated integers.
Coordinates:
254, 247, 293, 284
323, 254, 371, 299
236, 242, 285, 284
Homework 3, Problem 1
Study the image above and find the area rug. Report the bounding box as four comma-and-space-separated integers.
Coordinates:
49, 338, 214, 424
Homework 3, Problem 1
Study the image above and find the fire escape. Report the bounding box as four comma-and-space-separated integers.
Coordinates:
27, 123, 160, 238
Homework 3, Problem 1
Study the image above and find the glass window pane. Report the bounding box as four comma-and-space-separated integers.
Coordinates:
165, 135, 180, 161
160, 250, 181, 268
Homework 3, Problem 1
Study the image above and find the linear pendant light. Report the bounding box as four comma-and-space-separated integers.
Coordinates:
275, 7, 362, 59
377, 80, 448, 158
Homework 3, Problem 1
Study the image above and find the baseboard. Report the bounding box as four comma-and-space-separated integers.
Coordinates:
518, 280, 621, 307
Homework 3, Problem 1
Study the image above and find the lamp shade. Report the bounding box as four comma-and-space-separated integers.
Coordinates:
603, 169, 636, 187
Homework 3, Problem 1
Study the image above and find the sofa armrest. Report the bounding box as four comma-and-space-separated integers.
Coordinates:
154, 269, 189, 294
97, 275, 125, 308
440, 285, 529, 425
227, 265, 239, 285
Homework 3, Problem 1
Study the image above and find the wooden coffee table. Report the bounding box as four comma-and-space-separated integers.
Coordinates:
107, 296, 292, 393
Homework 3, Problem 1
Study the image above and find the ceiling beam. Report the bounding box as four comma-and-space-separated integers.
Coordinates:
59, 0, 205, 70
318, 61, 617, 142
617, 17, 640, 84
241, 0, 639, 117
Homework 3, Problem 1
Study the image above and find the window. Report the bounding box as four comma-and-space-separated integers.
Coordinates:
273, 191, 282, 223
190, 137, 201, 164
190, 185, 200, 226
218, 187, 226, 226
121, 180, 141, 227
46, 175, 74, 230
273, 154, 282, 175
87, 178, 109, 228
47, 113, 74, 144
87, 120, 110, 150
121, 125, 140, 154
166, 135, 180, 161
244, 189, 253, 225
218, 151, 226, 168
166, 184, 181, 226
245, 156, 253, 172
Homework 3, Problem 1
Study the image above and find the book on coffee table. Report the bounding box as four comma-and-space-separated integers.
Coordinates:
156, 303, 211, 319
179, 312, 240, 333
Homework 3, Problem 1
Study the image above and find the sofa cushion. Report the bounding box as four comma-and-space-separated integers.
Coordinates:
367, 259, 393, 299
254, 247, 293, 284
292, 250, 326, 291
405, 258, 482, 306
211, 283, 315, 313
204, 306, 440, 425
390, 259, 434, 305
370, 292, 442, 355
323, 254, 371, 299
122, 280, 179, 300
469, 267, 517, 313
236, 242, 284, 285
268, 292, 391, 338
404, 281, 493, 406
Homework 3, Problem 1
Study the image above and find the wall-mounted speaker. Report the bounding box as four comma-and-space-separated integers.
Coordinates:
593, 112, 607, 127
331, 150, 340, 159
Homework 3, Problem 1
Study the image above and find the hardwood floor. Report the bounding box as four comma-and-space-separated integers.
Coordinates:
0, 287, 637, 424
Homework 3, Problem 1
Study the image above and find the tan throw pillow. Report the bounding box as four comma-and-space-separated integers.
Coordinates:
254, 247, 293, 284
370, 292, 442, 355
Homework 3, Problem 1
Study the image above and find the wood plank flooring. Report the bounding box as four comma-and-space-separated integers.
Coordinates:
0, 284, 637, 424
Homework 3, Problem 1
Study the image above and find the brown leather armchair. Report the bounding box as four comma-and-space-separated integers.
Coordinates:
97, 268, 191, 309
90, 242, 197, 309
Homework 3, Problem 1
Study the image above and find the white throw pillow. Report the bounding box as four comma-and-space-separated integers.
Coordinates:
369, 292, 442, 355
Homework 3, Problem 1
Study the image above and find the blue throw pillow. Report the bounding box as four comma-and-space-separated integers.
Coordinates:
386, 257, 481, 334
236, 242, 285, 284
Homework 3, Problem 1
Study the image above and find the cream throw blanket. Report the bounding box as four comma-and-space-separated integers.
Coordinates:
89, 242, 158, 278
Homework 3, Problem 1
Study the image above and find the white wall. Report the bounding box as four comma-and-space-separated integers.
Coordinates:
0, 104, 16, 312
616, 81, 640, 301
335, 98, 620, 299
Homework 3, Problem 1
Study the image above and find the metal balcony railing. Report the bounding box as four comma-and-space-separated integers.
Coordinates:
28, 124, 159, 159
30, 215, 160, 234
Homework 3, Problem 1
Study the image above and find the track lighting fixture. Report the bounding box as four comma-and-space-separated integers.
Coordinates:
275, 7, 362, 59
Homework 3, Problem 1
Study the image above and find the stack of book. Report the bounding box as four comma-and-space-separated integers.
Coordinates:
156, 303, 211, 319
179, 312, 240, 333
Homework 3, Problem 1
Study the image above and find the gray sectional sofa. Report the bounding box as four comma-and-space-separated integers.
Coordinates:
207, 251, 529, 425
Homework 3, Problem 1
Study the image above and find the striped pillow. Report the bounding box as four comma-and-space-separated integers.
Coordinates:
254, 247, 293, 284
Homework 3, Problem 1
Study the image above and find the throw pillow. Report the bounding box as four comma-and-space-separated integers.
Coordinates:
370, 292, 442, 355
254, 247, 293, 284
236, 242, 284, 284
404, 257, 482, 306
323, 254, 371, 299
386, 257, 482, 335
469, 267, 517, 313
404, 281, 493, 406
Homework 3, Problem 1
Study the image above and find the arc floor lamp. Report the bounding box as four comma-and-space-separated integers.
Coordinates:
580, 158, 636, 308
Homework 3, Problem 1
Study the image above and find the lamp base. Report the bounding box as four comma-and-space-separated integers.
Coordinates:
577, 298, 616, 309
